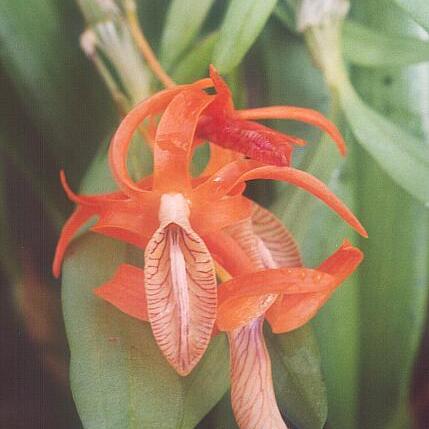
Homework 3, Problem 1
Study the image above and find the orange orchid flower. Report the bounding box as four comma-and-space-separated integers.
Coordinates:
53, 69, 367, 428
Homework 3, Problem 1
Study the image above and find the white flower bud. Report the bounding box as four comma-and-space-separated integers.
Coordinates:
80, 29, 98, 58
297, 0, 350, 31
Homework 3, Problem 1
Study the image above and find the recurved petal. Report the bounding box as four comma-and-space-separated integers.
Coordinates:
144, 194, 217, 375
266, 292, 330, 334
194, 163, 367, 238
237, 105, 347, 156
318, 239, 364, 282
52, 206, 96, 278
153, 89, 214, 193
238, 166, 368, 237
94, 264, 148, 322
217, 267, 336, 331
266, 240, 364, 334
109, 78, 213, 198
228, 317, 288, 429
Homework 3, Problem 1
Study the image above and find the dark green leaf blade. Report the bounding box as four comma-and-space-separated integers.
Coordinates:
173, 32, 219, 84
274, 0, 300, 32
343, 20, 429, 67
63, 231, 230, 429
0, 0, 113, 172
212, 0, 278, 73
267, 325, 328, 429
160, 0, 214, 68
63, 235, 185, 429
180, 335, 229, 428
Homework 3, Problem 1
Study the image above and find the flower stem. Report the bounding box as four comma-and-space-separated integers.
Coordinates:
124, 0, 176, 88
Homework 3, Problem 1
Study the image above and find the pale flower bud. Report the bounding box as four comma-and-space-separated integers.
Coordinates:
297, 0, 350, 31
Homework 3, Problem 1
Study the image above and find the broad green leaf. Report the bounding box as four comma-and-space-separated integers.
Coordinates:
212, 0, 278, 73
173, 32, 219, 84
392, 0, 429, 33
0, 0, 113, 175
351, 1, 429, 427
62, 152, 229, 428
160, 0, 214, 68
180, 335, 229, 428
343, 20, 429, 67
196, 391, 238, 429
267, 326, 328, 428
354, 151, 428, 429
274, 0, 300, 32
339, 80, 429, 204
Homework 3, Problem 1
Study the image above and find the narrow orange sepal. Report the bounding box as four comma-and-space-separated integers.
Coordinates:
94, 264, 148, 322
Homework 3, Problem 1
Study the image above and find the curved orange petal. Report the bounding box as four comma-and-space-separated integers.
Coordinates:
109, 79, 213, 199
144, 194, 217, 375
94, 264, 148, 321
228, 318, 287, 429
60, 170, 125, 204
153, 89, 214, 193
216, 267, 336, 331
266, 241, 364, 333
90, 202, 155, 249
237, 106, 347, 156
208, 64, 234, 113
56, 171, 159, 264
318, 239, 364, 282
52, 206, 95, 278
195, 164, 367, 237
266, 292, 329, 334
192, 159, 262, 202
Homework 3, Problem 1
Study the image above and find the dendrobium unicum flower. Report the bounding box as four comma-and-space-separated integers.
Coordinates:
53, 69, 367, 428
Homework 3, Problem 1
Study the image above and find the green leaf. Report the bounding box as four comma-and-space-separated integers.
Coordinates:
0, 0, 113, 174
267, 326, 328, 428
173, 32, 219, 84
196, 391, 238, 429
274, 0, 300, 32
212, 0, 278, 73
160, 0, 214, 68
356, 164, 429, 427
62, 154, 230, 428
351, 1, 429, 427
343, 20, 429, 67
339, 80, 429, 204
392, 0, 429, 32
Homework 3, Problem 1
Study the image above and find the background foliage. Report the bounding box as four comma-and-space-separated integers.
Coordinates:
0, 0, 428, 428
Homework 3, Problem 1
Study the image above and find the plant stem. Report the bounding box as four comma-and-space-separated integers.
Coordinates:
123, 0, 176, 88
